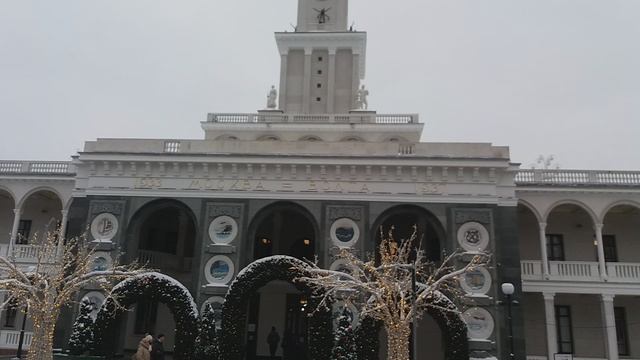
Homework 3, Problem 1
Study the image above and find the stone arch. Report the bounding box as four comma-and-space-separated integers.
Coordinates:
340, 135, 365, 142
16, 186, 63, 209
93, 272, 198, 360
600, 200, 640, 223
0, 185, 17, 206
220, 256, 332, 360
518, 199, 543, 224
257, 135, 281, 141
299, 135, 323, 142
371, 205, 446, 261
125, 199, 198, 270
543, 199, 598, 225
246, 201, 320, 265
215, 134, 239, 141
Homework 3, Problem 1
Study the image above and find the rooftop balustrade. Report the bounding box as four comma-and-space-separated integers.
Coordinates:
516, 169, 640, 187
206, 112, 420, 124
0, 161, 75, 176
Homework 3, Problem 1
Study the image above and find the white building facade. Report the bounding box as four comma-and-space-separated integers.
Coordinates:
0, 1, 638, 359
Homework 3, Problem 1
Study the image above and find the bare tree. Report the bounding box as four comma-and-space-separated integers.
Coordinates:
0, 229, 148, 360
294, 226, 489, 360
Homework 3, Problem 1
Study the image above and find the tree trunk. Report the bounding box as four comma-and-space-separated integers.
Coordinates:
27, 317, 55, 360
386, 322, 411, 360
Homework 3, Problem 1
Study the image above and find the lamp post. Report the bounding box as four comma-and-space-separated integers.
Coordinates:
14, 304, 28, 360
501, 283, 516, 360
411, 261, 417, 360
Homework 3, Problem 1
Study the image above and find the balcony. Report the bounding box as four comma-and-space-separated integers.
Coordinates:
521, 260, 640, 283
0, 161, 75, 176
515, 169, 640, 187
0, 330, 33, 350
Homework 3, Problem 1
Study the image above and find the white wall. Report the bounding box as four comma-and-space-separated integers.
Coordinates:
547, 211, 597, 262
20, 192, 62, 241
555, 294, 606, 358
518, 206, 541, 260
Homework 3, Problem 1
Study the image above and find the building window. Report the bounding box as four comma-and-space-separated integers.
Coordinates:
603, 235, 618, 262
17, 220, 32, 244
615, 307, 629, 356
317, 69, 323, 75
316, 97, 322, 102
546, 234, 565, 261
555, 305, 574, 354
134, 299, 158, 335
318, 56, 323, 62
3, 298, 18, 328
317, 83, 322, 88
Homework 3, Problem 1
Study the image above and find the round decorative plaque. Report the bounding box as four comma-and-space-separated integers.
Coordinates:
459, 266, 492, 296
204, 255, 235, 285
457, 222, 490, 252
330, 218, 360, 248
463, 307, 495, 340
90, 213, 119, 242
332, 301, 359, 329
208, 216, 238, 245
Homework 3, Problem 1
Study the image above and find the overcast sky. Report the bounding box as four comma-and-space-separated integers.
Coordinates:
1, 1, 638, 170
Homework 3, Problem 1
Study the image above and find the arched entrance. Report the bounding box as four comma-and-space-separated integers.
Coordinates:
372, 205, 450, 360
220, 256, 332, 360
121, 200, 197, 355
93, 272, 198, 360
249, 202, 318, 262
372, 205, 444, 262
17, 189, 63, 243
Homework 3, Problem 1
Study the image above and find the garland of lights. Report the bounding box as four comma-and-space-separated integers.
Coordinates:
219, 256, 333, 360
92, 273, 199, 360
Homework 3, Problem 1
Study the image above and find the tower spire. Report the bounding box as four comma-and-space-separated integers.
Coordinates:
275, 0, 366, 114
297, 0, 349, 32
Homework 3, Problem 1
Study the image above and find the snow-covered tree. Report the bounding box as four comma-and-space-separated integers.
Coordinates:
294, 226, 489, 360
332, 308, 357, 360
68, 298, 95, 355
0, 228, 148, 360
194, 303, 219, 360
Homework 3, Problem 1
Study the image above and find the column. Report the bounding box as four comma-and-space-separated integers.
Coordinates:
8, 208, 22, 256
302, 47, 312, 113
594, 223, 608, 280
278, 51, 288, 111
351, 53, 360, 109
327, 47, 337, 113
539, 222, 550, 278
601, 294, 618, 360
56, 210, 69, 256
543, 292, 558, 360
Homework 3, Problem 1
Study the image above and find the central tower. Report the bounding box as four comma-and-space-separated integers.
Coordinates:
276, 0, 366, 114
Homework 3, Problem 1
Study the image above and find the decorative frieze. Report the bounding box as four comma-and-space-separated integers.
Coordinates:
328, 206, 363, 222
454, 209, 492, 225
207, 203, 243, 220
89, 200, 125, 216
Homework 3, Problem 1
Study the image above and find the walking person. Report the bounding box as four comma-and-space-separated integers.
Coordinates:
132, 334, 152, 360
267, 326, 280, 359
150, 333, 165, 360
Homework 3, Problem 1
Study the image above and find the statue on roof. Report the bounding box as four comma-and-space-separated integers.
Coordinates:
266, 85, 278, 109
355, 85, 369, 110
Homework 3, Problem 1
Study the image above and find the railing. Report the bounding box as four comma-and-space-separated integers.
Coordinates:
516, 169, 640, 186
0, 330, 33, 349
550, 261, 600, 281
607, 262, 640, 282
0, 161, 75, 175
12, 245, 40, 262
522, 260, 640, 283
206, 113, 419, 124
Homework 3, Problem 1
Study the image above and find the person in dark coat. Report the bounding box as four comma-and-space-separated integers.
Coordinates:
150, 334, 165, 360
267, 326, 280, 358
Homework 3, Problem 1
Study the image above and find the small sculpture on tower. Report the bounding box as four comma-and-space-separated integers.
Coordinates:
266, 85, 278, 109
355, 85, 369, 110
